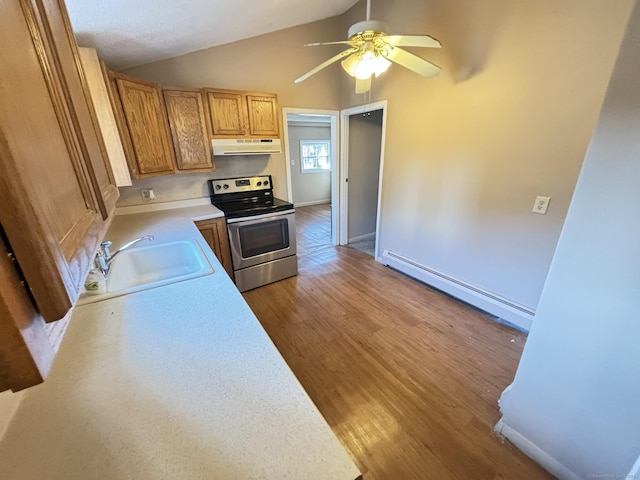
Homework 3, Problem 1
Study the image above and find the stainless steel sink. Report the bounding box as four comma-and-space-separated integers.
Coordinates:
77, 240, 214, 305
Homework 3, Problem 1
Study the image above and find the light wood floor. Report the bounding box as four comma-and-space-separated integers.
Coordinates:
243, 204, 553, 480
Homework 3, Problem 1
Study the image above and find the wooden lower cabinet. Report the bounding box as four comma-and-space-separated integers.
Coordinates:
195, 218, 234, 279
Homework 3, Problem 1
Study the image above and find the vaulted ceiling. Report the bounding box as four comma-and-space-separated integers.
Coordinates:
65, 0, 360, 69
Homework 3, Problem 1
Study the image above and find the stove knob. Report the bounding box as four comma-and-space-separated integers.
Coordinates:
223, 184, 229, 190
264, 180, 269, 186
256, 181, 262, 186
215, 184, 221, 190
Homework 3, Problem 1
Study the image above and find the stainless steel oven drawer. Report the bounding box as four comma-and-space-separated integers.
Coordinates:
234, 255, 298, 292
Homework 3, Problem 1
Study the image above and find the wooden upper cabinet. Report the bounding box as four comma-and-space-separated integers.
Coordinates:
205, 89, 280, 139
0, 0, 115, 323
163, 88, 215, 172
39, 0, 119, 222
246, 94, 279, 137
113, 73, 176, 177
205, 89, 247, 136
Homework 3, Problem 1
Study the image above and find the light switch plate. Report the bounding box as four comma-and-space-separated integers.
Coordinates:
532, 196, 551, 214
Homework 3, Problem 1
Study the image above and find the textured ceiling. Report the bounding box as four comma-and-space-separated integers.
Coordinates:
65, 0, 359, 70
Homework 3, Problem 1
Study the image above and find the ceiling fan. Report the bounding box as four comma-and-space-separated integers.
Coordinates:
294, 0, 442, 94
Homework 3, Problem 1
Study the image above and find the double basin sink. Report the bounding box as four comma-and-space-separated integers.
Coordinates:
77, 239, 214, 305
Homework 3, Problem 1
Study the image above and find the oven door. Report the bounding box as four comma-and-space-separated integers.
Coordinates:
226, 210, 296, 270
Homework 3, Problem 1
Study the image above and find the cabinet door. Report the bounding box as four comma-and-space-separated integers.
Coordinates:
205, 90, 247, 136
39, 0, 119, 221
195, 218, 234, 279
163, 89, 215, 171
246, 94, 279, 137
115, 74, 176, 177
0, 230, 54, 392
0, 0, 112, 322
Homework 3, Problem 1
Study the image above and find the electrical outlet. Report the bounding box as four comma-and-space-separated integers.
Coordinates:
141, 189, 155, 201
532, 196, 551, 214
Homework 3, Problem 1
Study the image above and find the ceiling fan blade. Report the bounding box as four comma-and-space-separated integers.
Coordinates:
381, 46, 441, 77
295, 48, 358, 84
382, 34, 441, 48
355, 76, 372, 94
305, 41, 353, 47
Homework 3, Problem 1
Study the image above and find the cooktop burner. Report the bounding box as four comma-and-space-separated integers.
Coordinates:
209, 175, 294, 219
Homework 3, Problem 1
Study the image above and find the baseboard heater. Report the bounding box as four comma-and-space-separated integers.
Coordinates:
381, 249, 535, 331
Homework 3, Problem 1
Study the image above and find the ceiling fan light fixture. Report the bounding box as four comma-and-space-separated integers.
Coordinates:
353, 51, 391, 79
341, 53, 360, 77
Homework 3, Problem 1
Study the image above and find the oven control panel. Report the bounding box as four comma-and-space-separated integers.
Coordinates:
210, 176, 271, 195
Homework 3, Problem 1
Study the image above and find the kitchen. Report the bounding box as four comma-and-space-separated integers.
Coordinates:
2, 0, 640, 479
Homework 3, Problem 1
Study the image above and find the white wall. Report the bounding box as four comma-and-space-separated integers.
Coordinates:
288, 123, 331, 206
498, 2, 640, 478
347, 109, 382, 241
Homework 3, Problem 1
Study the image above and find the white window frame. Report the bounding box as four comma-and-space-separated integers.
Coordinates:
299, 140, 331, 174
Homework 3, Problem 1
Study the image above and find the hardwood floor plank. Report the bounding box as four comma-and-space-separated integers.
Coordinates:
243, 204, 552, 480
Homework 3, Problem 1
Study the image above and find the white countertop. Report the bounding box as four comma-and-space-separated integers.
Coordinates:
0, 203, 360, 480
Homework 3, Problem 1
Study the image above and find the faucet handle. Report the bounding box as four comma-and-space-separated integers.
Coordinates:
100, 240, 112, 259
94, 250, 108, 275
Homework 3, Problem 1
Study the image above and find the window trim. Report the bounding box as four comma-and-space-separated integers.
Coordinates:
299, 140, 331, 174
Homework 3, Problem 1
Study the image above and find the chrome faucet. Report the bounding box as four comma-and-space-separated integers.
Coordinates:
95, 235, 154, 275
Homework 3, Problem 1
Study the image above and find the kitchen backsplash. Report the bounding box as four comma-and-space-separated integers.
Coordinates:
116, 155, 284, 207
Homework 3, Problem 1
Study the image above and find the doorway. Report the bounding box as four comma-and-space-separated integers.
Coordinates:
283, 108, 339, 246
339, 101, 387, 260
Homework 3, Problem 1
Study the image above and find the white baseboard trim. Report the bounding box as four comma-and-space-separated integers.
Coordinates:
494, 419, 582, 480
380, 249, 534, 331
348, 232, 375, 243
294, 199, 331, 207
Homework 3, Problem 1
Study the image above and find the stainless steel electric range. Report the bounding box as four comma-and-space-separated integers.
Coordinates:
209, 175, 297, 292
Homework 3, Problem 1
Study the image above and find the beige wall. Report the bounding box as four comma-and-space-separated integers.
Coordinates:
0, 391, 24, 441
340, 0, 634, 309
122, 0, 633, 313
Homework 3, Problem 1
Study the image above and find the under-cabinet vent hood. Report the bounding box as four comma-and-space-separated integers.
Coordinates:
212, 138, 281, 156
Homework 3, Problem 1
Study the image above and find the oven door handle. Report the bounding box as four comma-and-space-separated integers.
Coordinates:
225, 209, 296, 224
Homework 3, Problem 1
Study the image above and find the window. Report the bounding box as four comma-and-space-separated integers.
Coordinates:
300, 140, 331, 173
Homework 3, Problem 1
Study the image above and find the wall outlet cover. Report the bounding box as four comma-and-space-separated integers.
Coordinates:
532, 196, 551, 214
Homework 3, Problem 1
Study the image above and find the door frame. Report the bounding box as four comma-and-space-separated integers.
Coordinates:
282, 107, 339, 245
339, 100, 387, 260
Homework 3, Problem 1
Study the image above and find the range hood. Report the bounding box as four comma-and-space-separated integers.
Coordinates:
212, 138, 281, 156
